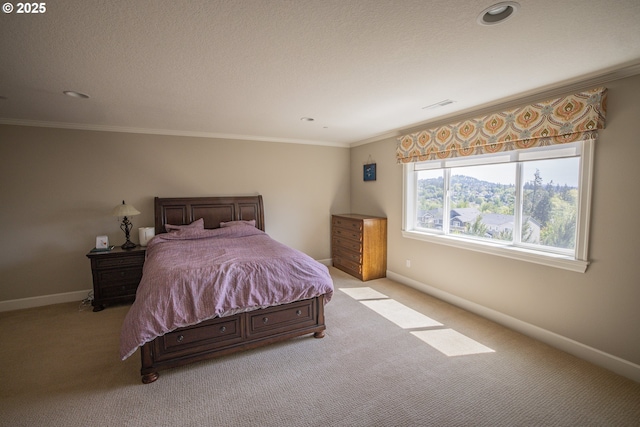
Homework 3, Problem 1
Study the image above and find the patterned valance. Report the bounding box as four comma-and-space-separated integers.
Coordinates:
396, 87, 607, 164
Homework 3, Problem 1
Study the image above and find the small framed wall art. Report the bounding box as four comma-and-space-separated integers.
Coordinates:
363, 163, 376, 181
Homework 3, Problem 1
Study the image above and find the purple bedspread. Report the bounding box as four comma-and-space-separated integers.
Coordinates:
120, 224, 334, 360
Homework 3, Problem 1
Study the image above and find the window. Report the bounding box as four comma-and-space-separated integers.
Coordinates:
403, 141, 593, 272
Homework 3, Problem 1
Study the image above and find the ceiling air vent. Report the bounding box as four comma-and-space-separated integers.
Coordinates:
422, 99, 455, 110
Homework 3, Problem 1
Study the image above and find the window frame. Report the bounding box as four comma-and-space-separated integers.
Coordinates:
402, 140, 594, 273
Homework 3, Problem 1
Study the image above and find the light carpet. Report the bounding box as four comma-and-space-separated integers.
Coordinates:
1, 267, 639, 426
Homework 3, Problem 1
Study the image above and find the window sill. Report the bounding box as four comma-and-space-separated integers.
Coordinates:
402, 230, 588, 273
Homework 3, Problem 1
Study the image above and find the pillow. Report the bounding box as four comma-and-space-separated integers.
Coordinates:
165, 218, 204, 232
220, 219, 256, 228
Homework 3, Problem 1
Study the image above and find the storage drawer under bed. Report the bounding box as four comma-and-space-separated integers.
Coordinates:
247, 299, 317, 338
152, 316, 244, 361
149, 298, 320, 362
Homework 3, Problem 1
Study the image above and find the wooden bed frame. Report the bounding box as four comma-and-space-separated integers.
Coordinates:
138, 195, 327, 384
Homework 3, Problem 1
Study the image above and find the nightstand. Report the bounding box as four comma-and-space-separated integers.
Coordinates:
86, 246, 146, 312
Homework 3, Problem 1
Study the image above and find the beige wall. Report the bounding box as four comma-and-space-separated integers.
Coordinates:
0, 126, 350, 301
350, 73, 640, 367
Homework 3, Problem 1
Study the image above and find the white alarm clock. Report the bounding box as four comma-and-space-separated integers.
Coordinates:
96, 235, 109, 249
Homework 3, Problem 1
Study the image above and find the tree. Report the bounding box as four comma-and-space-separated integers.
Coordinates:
465, 215, 488, 237
541, 196, 577, 249
532, 191, 551, 225
496, 228, 513, 242
523, 169, 550, 226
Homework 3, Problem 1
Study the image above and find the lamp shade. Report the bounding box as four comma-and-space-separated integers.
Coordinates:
111, 200, 140, 217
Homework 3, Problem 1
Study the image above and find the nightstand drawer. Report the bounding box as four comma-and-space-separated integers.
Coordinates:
95, 254, 145, 269
97, 268, 143, 285
100, 282, 139, 298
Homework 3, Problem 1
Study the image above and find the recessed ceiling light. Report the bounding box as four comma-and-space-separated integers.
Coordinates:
477, 2, 519, 25
300, 117, 314, 122
63, 90, 90, 99
487, 6, 508, 15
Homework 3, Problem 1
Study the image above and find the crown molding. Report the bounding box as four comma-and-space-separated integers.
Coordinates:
0, 119, 351, 148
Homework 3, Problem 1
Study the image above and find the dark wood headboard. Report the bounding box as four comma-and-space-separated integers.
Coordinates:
154, 195, 265, 234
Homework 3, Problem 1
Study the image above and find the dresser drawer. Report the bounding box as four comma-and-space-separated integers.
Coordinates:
333, 255, 362, 274
333, 246, 362, 264
154, 316, 244, 361
247, 299, 317, 338
332, 236, 362, 253
332, 216, 363, 232
332, 227, 362, 242
333, 257, 363, 279
95, 254, 145, 269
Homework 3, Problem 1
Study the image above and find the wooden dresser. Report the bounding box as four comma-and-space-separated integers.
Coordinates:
331, 214, 387, 281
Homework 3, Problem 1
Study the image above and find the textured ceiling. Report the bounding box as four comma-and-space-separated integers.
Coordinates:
1, 0, 640, 146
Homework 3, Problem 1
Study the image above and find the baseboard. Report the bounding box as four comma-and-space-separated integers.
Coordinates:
386, 270, 640, 384
0, 289, 92, 313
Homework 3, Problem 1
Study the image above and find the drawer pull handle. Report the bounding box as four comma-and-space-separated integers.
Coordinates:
219, 326, 226, 333
296, 310, 302, 316
262, 317, 269, 324
177, 335, 184, 342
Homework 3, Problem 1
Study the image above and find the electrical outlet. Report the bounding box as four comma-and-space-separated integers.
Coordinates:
406, 259, 411, 268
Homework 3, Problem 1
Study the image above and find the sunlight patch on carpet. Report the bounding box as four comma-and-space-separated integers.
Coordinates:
339, 287, 388, 300
411, 329, 495, 356
339, 287, 494, 357
360, 299, 443, 329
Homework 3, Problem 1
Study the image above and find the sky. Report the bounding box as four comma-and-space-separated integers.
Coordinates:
451, 157, 580, 188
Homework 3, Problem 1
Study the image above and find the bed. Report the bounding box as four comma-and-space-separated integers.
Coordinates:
120, 195, 334, 384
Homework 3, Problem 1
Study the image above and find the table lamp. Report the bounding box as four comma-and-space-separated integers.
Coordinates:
111, 200, 140, 249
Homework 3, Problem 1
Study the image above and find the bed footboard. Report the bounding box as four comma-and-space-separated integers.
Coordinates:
140, 295, 326, 383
